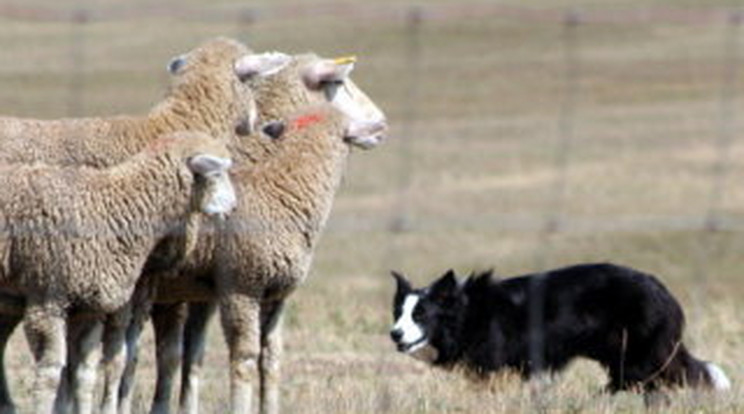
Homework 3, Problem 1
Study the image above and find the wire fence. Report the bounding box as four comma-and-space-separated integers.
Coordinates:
0, 2, 741, 411
1, 2, 742, 273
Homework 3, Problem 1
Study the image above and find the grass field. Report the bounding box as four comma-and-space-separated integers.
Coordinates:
1, 1, 743, 412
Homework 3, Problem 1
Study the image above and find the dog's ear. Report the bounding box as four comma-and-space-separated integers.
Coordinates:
429, 269, 459, 303
391, 270, 411, 295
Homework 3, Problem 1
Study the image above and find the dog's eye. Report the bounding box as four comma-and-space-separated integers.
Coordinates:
412, 306, 425, 321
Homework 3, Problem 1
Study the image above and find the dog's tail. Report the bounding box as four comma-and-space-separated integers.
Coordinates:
662, 344, 731, 390
704, 361, 732, 390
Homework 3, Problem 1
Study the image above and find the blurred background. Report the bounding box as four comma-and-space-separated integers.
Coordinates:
0, 0, 742, 412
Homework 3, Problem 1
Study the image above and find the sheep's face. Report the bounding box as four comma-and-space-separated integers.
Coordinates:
251, 53, 388, 149
303, 56, 387, 149
165, 37, 291, 137
187, 154, 237, 218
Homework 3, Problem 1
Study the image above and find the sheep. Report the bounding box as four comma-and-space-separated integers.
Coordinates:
0, 36, 291, 414
0, 37, 291, 168
0, 37, 265, 206
126, 53, 388, 414
0, 131, 237, 414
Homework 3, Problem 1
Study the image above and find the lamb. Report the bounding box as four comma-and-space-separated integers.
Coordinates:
0, 131, 237, 414
0, 36, 290, 413
127, 53, 388, 414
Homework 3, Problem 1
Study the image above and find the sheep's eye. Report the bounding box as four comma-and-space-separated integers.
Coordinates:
237, 73, 252, 83
323, 82, 344, 100
262, 121, 285, 140
234, 119, 252, 136
321, 79, 345, 87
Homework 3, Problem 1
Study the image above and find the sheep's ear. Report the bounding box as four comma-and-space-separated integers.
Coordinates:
167, 55, 187, 74
302, 56, 356, 90
187, 155, 232, 176
234, 52, 292, 82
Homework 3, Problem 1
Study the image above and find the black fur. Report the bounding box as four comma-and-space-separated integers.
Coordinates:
391, 263, 719, 392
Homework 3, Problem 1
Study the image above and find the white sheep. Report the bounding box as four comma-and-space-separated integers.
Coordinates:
129, 53, 388, 414
0, 37, 290, 414
0, 131, 237, 414
0, 37, 290, 168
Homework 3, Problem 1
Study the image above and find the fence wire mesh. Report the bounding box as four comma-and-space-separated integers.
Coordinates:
0, 2, 741, 412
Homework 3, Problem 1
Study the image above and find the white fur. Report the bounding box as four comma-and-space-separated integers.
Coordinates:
345, 119, 386, 149
328, 81, 387, 149
331, 82, 385, 125
706, 363, 731, 390
393, 295, 426, 348
202, 172, 237, 216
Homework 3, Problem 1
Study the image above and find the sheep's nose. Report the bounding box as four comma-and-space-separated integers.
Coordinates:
390, 329, 403, 343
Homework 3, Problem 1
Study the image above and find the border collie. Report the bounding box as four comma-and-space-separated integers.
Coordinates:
390, 263, 730, 393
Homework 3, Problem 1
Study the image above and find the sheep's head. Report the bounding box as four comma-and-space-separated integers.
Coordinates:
156, 132, 237, 218
164, 37, 291, 138
187, 153, 236, 218
247, 52, 388, 149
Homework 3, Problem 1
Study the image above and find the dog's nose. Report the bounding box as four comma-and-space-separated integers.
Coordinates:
390, 329, 403, 342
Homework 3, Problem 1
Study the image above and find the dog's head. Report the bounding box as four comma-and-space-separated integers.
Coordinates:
389, 269, 465, 364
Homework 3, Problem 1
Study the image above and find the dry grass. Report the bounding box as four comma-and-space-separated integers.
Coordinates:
1, 0, 743, 412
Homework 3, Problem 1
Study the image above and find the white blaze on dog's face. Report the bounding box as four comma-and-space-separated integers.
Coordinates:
390, 271, 439, 363
394, 295, 425, 347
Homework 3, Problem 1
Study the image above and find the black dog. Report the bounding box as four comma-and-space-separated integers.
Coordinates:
390, 263, 730, 393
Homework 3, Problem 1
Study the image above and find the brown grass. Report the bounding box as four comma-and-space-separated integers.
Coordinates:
0, 0, 742, 412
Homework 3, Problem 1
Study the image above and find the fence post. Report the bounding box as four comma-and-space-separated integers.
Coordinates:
529, 9, 582, 410
383, 6, 423, 271
67, 8, 88, 117
376, 7, 424, 413
692, 11, 742, 317
389, 6, 423, 236
236, 8, 257, 44
706, 11, 741, 231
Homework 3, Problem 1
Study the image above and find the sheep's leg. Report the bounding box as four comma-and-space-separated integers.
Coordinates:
178, 301, 217, 414
23, 300, 67, 414
53, 361, 70, 414
100, 308, 131, 414
117, 278, 158, 414
219, 294, 260, 414
66, 318, 104, 414
117, 302, 151, 414
259, 300, 284, 414
150, 302, 188, 414
0, 311, 22, 414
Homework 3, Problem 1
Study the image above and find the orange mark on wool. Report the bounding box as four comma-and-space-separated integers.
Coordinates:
290, 113, 325, 131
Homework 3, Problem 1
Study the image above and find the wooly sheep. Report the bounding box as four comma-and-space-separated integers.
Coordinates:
0, 37, 290, 413
0, 131, 237, 414
0, 37, 291, 168
132, 53, 387, 414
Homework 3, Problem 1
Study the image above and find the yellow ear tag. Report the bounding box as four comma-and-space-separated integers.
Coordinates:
333, 56, 357, 65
